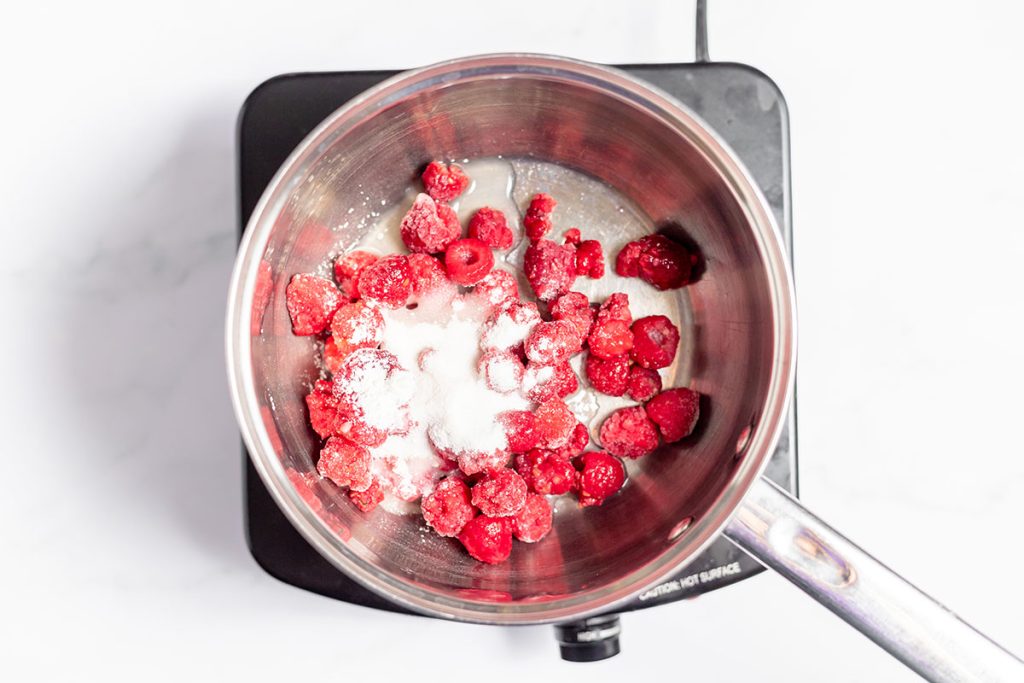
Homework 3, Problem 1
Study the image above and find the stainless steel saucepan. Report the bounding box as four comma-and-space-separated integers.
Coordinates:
225, 54, 1023, 681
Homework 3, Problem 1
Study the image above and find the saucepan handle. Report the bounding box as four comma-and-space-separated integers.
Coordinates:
723, 476, 1024, 682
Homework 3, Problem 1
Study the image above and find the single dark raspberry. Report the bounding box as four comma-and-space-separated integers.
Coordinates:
645, 388, 701, 442
521, 360, 578, 403
500, 410, 540, 453
444, 238, 495, 285
471, 469, 528, 517
562, 227, 581, 245
357, 254, 413, 309
317, 436, 372, 491
549, 291, 595, 343
524, 193, 557, 242
468, 207, 513, 250
574, 239, 605, 278
458, 515, 513, 564
575, 451, 626, 507
631, 315, 680, 369
421, 160, 470, 202
627, 366, 663, 402
407, 253, 449, 295
286, 274, 342, 336
524, 239, 576, 301
472, 269, 519, 308
421, 477, 475, 537
515, 449, 576, 495
329, 301, 385, 359
524, 320, 581, 365
400, 193, 460, 254
479, 349, 525, 394
511, 493, 553, 543
599, 406, 660, 458
348, 480, 384, 512
534, 398, 576, 449
584, 352, 631, 396
615, 240, 644, 277
637, 234, 694, 290
334, 250, 379, 299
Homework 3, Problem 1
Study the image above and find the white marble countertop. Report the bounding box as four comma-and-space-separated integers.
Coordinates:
2, 1, 1022, 680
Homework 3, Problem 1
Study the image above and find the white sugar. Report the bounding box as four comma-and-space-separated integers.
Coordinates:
369, 291, 529, 503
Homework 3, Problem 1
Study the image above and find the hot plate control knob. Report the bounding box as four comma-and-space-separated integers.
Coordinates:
554, 615, 621, 662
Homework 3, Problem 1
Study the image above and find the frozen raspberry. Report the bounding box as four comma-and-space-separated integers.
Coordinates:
400, 193, 460, 254
285, 274, 342, 336
306, 379, 347, 439
422, 160, 470, 202
323, 335, 345, 374
438, 202, 461, 233
534, 398, 576, 449
468, 207, 513, 250
521, 360, 578, 403
631, 315, 680, 369
471, 469, 528, 517
458, 515, 513, 564
525, 320, 581, 365
317, 436, 372, 491
500, 410, 539, 453
615, 240, 644, 278
589, 295, 634, 359
575, 451, 626, 507
251, 259, 273, 336
421, 477, 475, 537
562, 228, 581, 245
434, 440, 510, 477
444, 238, 494, 285
550, 291, 594, 342
479, 349, 525, 393
472, 269, 519, 309
334, 250, 379, 299
515, 449, 576, 495
548, 421, 590, 460
329, 301, 385, 358
407, 253, 449, 295
574, 240, 605, 278
357, 254, 413, 309
524, 193, 557, 242
480, 300, 541, 351
584, 352, 631, 396
596, 292, 632, 324
524, 239, 576, 301
348, 480, 384, 512
588, 320, 633, 359
637, 234, 694, 290
645, 388, 701, 442
332, 348, 411, 445
374, 453, 436, 502
600, 406, 660, 458
627, 366, 663, 402
512, 493, 553, 543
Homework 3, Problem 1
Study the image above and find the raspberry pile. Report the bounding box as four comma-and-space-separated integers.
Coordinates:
283, 160, 702, 564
